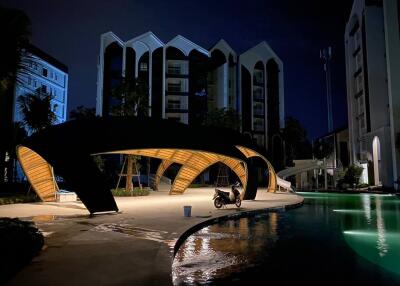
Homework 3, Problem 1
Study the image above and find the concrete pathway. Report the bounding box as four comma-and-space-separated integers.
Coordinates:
2, 188, 303, 286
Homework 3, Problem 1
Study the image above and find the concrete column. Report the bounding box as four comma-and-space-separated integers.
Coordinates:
384, 0, 400, 187
122, 46, 126, 78
149, 51, 153, 116
264, 63, 268, 148
217, 63, 228, 109
162, 47, 166, 119
96, 40, 105, 116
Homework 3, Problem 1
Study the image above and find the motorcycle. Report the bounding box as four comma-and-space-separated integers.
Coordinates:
213, 182, 242, 208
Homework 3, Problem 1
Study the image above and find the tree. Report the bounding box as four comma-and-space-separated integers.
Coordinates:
313, 138, 334, 160
282, 117, 312, 166
203, 108, 241, 131
111, 78, 149, 117
17, 88, 56, 134
0, 6, 31, 184
69, 105, 96, 120
111, 78, 149, 192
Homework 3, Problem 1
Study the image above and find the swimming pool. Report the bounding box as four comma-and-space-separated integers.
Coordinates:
172, 192, 400, 285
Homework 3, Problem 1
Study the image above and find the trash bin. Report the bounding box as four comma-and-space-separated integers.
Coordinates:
183, 205, 192, 217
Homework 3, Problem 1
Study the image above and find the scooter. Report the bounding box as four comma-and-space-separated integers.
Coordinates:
213, 182, 241, 208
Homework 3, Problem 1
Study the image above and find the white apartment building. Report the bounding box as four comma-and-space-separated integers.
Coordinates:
14, 44, 68, 127
96, 31, 284, 167
345, 0, 400, 187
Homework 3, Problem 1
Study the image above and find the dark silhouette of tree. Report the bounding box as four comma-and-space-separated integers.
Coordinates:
18, 89, 56, 134
111, 78, 149, 192
0, 6, 31, 183
69, 105, 96, 120
282, 117, 312, 166
111, 78, 149, 117
313, 138, 334, 160
203, 108, 241, 131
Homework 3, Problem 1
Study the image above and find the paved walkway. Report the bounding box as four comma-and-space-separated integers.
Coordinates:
3, 188, 303, 286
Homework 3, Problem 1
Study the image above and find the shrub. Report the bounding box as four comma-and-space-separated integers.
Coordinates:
0, 193, 39, 205
345, 164, 364, 186
189, 184, 211, 188
111, 187, 150, 197
0, 218, 44, 283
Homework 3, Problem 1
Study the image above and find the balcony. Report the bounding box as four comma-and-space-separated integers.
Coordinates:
167, 83, 183, 93
167, 102, 182, 110
253, 77, 264, 86
167, 64, 188, 78
254, 108, 264, 117
254, 120, 265, 132
253, 90, 264, 102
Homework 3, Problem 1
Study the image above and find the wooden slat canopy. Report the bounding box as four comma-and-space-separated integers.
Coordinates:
154, 159, 173, 190
16, 146, 57, 202
101, 148, 248, 197
236, 145, 277, 193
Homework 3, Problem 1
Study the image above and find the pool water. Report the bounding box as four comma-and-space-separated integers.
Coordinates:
172, 192, 400, 285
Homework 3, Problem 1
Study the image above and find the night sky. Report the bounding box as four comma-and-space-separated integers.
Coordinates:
1, 0, 353, 139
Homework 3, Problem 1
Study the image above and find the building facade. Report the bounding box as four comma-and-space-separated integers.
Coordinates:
14, 44, 68, 127
345, 0, 400, 188
96, 32, 284, 164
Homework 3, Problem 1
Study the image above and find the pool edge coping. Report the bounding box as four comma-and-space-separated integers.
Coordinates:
173, 198, 304, 257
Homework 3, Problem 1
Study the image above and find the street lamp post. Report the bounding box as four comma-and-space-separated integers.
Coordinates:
320, 47, 333, 133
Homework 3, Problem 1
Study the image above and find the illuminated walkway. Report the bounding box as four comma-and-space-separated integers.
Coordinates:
3, 188, 303, 286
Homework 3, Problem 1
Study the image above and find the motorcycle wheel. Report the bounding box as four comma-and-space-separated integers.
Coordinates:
214, 198, 223, 209
235, 198, 241, 207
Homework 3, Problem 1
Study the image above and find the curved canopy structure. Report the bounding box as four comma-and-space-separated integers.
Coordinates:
17, 117, 277, 214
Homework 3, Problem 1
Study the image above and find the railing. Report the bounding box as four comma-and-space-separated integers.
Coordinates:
254, 108, 264, 116
254, 94, 264, 101
167, 67, 182, 75
167, 103, 182, 109
253, 77, 264, 85
254, 122, 265, 132
167, 84, 182, 92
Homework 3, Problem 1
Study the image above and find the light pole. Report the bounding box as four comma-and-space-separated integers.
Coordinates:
320, 47, 333, 133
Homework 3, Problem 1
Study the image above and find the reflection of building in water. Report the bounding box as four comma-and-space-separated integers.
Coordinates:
362, 194, 371, 224
176, 213, 280, 261
375, 197, 388, 257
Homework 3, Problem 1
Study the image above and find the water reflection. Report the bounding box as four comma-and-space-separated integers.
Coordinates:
330, 193, 399, 275
172, 193, 400, 285
375, 197, 389, 257
362, 194, 372, 224
172, 213, 279, 285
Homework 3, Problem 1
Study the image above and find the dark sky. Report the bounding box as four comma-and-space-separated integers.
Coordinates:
1, 0, 353, 139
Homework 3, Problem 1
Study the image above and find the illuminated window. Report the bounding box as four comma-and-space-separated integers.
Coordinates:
140, 62, 148, 72
168, 99, 181, 109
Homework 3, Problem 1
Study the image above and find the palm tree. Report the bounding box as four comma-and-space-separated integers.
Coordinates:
0, 6, 31, 183
18, 88, 56, 134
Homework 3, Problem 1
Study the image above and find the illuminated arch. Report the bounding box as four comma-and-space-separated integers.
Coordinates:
17, 146, 58, 202
101, 149, 248, 197
236, 146, 277, 193
154, 159, 173, 190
